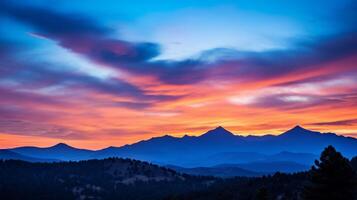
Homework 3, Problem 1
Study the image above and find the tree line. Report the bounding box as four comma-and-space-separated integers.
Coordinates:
0, 145, 356, 200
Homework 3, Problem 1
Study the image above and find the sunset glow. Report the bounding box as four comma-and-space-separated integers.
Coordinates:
1, 0, 357, 149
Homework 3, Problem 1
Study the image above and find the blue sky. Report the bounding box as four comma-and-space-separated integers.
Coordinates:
1, 0, 357, 148
2, 0, 350, 60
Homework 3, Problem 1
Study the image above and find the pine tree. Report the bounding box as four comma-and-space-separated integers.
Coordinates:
304, 145, 356, 200
351, 156, 357, 171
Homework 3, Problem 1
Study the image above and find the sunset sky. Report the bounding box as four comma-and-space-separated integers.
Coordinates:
0, 0, 357, 149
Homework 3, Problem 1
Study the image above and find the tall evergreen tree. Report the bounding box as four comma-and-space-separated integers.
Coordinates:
304, 145, 356, 200
351, 156, 357, 172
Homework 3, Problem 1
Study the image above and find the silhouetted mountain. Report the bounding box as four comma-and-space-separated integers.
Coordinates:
185, 151, 317, 167
264, 126, 357, 158
0, 149, 58, 162
168, 159, 310, 177
268, 151, 317, 164
168, 165, 262, 177
91, 126, 356, 168
10, 143, 93, 161
199, 126, 236, 139
4, 126, 357, 173
200, 152, 267, 166
92, 127, 241, 166
216, 161, 310, 174
281, 125, 318, 137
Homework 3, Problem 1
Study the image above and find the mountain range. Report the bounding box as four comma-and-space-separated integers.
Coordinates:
1, 125, 357, 176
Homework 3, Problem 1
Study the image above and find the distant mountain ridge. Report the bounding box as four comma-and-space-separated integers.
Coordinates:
168, 160, 310, 178
9, 142, 94, 161
0, 149, 58, 162
2, 125, 357, 175
167, 165, 263, 177
92, 125, 356, 165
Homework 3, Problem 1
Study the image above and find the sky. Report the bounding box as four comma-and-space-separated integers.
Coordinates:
0, 0, 357, 149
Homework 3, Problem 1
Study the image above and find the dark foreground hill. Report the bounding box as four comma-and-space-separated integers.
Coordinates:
0, 158, 214, 200
1, 147, 357, 200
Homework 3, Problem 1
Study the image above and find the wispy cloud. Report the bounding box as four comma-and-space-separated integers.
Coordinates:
308, 119, 357, 126
0, 0, 357, 148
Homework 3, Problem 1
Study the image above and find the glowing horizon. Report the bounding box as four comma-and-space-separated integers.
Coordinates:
0, 125, 351, 150
1, 0, 357, 149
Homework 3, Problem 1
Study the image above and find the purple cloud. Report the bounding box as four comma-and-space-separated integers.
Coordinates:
0, 119, 88, 139
308, 119, 357, 126
2, 1, 357, 86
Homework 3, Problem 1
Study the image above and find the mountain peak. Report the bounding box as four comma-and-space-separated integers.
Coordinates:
291, 125, 304, 131
281, 125, 319, 137
51, 143, 72, 148
215, 126, 226, 131
200, 126, 235, 138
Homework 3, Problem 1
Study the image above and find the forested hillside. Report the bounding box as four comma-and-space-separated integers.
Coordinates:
0, 158, 214, 200
1, 146, 356, 200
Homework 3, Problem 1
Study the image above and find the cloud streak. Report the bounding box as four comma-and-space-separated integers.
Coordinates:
308, 119, 357, 126
0, 1, 357, 148
2, 1, 357, 86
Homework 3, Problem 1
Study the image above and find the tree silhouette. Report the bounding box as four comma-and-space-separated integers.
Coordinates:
304, 145, 356, 200
255, 187, 269, 200
351, 156, 357, 172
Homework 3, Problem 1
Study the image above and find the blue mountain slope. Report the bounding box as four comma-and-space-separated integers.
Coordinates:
268, 151, 317, 164
93, 127, 246, 162
190, 151, 318, 167
216, 161, 310, 173
264, 126, 357, 157
92, 126, 357, 166
168, 159, 311, 177
201, 152, 267, 166
5, 126, 357, 169
0, 149, 58, 162
167, 165, 263, 177
10, 143, 94, 161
